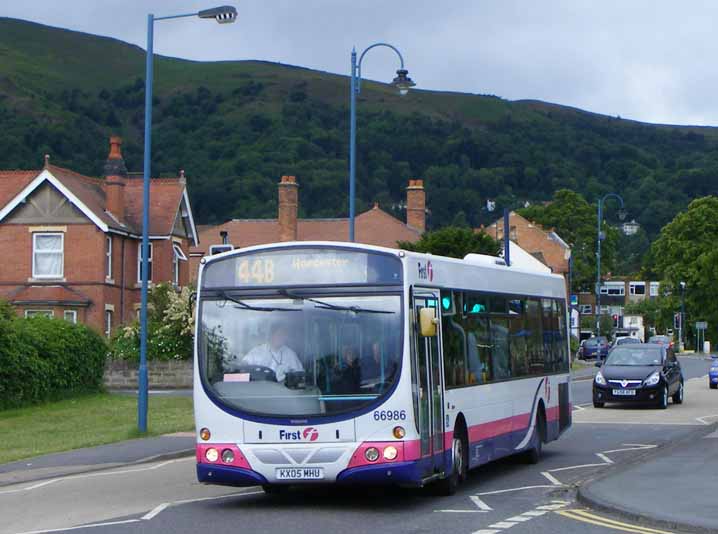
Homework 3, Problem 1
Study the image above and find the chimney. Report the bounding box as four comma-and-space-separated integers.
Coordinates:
406, 179, 426, 232
278, 175, 298, 241
103, 136, 128, 220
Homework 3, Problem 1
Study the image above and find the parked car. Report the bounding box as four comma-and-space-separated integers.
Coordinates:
579, 336, 609, 360
648, 334, 674, 350
593, 343, 684, 409
614, 336, 641, 347
709, 357, 718, 390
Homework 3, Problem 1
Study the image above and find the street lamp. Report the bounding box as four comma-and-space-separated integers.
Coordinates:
348, 43, 415, 241
139, 5, 237, 433
679, 281, 686, 351
595, 193, 626, 338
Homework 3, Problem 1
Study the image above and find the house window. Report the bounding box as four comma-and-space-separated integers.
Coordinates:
106, 236, 113, 280
579, 304, 592, 315
650, 282, 660, 297
137, 242, 153, 283
25, 310, 53, 318
172, 244, 187, 286
105, 310, 112, 338
32, 233, 64, 278
629, 282, 645, 295
509, 225, 518, 241
600, 282, 625, 296
64, 310, 77, 324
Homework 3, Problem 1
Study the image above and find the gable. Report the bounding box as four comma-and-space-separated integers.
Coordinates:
5, 182, 88, 224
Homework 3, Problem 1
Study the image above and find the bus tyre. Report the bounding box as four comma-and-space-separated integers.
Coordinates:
435, 433, 467, 496
525, 411, 545, 464
262, 484, 288, 495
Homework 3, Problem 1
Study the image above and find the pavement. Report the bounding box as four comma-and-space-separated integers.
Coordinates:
579, 422, 718, 533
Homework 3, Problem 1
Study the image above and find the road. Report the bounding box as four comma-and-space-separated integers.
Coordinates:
1, 356, 713, 534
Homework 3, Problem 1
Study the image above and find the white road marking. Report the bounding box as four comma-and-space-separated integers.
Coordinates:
477, 484, 560, 496
540, 471, 563, 486
505, 515, 533, 522
470, 495, 493, 511
696, 414, 718, 425
595, 453, 614, 464
535, 503, 568, 511
473, 530, 501, 534
141, 502, 170, 521
548, 462, 608, 472
489, 521, 517, 528
0, 479, 58, 495
14, 519, 141, 534
435, 510, 483, 513
602, 444, 657, 453
704, 429, 718, 439
469, 501, 568, 534
521, 510, 548, 517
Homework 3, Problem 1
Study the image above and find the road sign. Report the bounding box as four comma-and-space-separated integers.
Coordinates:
696, 321, 707, 330
570, 295, 578, 306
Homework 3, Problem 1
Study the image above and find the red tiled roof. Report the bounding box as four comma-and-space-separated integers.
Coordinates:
192, 204, 421, 254
8, 285, 92, 306
0, 164, 186, 237
0, 170, 39, 208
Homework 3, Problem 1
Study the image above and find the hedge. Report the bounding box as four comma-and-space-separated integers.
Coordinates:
0, 309, 108, 410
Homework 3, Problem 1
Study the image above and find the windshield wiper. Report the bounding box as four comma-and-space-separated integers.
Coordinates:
218, 291, 300, 313
277, 289, 394, 314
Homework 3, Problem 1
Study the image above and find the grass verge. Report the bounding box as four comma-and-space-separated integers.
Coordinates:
0, 393, 194, 464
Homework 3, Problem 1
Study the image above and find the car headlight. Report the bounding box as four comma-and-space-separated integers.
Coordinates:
595, 371, 606, 386
644, 371, 661, 387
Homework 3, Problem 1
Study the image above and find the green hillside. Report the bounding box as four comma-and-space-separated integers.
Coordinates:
1, 17, 717, 236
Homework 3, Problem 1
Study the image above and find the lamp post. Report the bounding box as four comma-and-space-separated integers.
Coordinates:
139, 5, 237, 433
679, 281, 686, 351
595, 193, 626, 338
348, 43, 415, 241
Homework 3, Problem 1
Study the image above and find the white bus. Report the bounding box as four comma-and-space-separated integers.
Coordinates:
194, 242, 571, 494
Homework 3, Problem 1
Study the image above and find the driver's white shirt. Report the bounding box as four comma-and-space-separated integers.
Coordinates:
241, 343, 303, 382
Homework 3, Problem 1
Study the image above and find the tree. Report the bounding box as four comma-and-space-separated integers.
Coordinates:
398, 227, 501, 259
518, 189, 620, 292
647, 196, 718, 345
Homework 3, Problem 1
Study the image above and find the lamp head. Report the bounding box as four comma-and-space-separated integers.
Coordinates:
392, 69, 415, 96
198, 5, 238, 23
618, 208, 627, 221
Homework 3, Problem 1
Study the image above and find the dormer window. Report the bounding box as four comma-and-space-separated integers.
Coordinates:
172, 244, 187, 286
33, 233, 64, 279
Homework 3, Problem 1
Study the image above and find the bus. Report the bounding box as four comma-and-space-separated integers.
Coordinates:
194, 242, 571, 495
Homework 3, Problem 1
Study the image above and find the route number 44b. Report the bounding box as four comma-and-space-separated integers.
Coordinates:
237, 259, 275, 284
373, 410, 407, 421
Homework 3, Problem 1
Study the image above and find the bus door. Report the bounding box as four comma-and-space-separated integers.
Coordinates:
412, 289, 446, 477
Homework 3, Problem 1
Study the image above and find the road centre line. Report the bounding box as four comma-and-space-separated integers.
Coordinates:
556, 509, 674, 534
141, 502, 170, 521
595, 453, 614, 464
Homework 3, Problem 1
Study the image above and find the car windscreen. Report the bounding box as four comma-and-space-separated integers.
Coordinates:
605, 346, 663, 366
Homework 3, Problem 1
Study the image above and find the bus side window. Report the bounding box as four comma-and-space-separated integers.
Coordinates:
441, 291, 467, 388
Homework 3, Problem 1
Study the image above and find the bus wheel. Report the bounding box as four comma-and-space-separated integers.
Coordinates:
435, 431, 467, 496
524, 410, 545, 464
262, 484, 288, 495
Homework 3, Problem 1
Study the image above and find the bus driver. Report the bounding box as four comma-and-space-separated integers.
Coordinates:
241, 323, 303, 382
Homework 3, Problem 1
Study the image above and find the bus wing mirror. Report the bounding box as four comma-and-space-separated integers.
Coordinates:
419, 307, 438, 337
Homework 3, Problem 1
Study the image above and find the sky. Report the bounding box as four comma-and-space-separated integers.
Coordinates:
4, 0, 718, 126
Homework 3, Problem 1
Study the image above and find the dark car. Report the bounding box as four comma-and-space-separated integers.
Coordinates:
579, 336, 609, 360
593, 343, 684, 409
648, 335, 674, 350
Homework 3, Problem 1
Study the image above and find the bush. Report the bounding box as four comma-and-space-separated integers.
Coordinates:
110, 283, 194, 362
0, 310, 108, 410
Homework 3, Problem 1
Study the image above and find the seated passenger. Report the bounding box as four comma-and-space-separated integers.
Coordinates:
332, 345, 361, 395
361, 341, 398, 387
241, 323, 303, 382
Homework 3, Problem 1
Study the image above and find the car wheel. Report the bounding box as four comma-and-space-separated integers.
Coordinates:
657, 385, 668, 409
710, 382, 717, 390
435, 430, 468, 496
593, 400, 604, 408
672, 381, 684, 404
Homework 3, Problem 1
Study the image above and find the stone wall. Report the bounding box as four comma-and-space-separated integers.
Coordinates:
104, 359, 193, 389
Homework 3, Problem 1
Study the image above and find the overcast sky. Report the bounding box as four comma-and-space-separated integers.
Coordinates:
5, 0, 718, 126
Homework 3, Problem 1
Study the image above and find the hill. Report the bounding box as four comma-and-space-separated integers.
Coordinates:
1, 17, 717, 236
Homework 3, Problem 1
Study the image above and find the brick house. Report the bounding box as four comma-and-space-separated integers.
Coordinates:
0, 137, 198, 335
482, 211, 572, 293
190, 176, 425, 281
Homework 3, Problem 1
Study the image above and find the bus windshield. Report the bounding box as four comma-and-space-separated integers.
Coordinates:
198, 292, 403, 418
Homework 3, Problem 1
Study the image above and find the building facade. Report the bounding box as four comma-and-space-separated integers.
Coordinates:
190, 177, 426, 281
0, 137, 198, 335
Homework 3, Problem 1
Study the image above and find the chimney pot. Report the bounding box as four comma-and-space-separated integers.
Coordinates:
104, 136, 128, 219
109, 136, 123, 159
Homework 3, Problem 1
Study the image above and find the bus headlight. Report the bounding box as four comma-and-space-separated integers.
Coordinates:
365, 447, 380, 462
205, 448, 219, 462
200, 428, 211, 441
383, 446, 398, 460
221, 449, 235, 463
392, 426, 405, 439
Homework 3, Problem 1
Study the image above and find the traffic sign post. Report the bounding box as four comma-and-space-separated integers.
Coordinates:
695, 321, 707, 353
